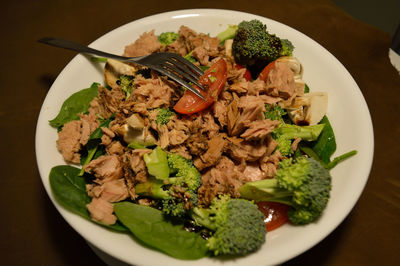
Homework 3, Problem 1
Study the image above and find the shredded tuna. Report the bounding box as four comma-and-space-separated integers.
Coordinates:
124, 30, 162, 57
198, 157, 246, 206
84, 155, 123, 182
291, 137, 302, 152
194, 134, 226, 171
240, 119, 280, 141
106, 141, 125, 155
86, 198, 117, 225
229, 95, 266, 136
57, 120, 82, 163
133, 75, 173, 108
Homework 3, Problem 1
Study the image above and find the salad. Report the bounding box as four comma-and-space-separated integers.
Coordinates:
48, 20, 357, 260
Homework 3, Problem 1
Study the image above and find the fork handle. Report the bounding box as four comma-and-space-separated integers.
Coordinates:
37, 37, 140, 62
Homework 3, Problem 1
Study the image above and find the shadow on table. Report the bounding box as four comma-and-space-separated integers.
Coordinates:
38, 74, 57, 92
40, 185, 107, 266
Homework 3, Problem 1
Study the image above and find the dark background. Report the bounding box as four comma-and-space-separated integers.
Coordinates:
1, 0, 399, 265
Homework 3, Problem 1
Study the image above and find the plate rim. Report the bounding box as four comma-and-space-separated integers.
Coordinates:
35, 8, 374, 266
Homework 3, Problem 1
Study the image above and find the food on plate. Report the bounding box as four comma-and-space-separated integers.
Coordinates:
48, 19, 357, 259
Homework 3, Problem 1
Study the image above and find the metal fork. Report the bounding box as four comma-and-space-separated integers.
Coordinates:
38, 37, 205, 99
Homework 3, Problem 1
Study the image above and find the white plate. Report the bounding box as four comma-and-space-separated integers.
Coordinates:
35, 9, 374, 266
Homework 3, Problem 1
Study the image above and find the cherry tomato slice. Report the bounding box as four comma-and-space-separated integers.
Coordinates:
257, 61, 276, 82
174, 59, 227, 115
235, 64, 252, 81
257, 201, 289, 231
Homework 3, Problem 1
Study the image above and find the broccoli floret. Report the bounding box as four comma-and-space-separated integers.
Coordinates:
264, 104, 286, 122
232, 19, 294, 73
264, 104, 324, 156
191, 195, 266, 256
217, 24, 238, 44
239, 157, 331, 225
135, 147, 202, 217
158, 32, 179, 46
118, 75, 134, 99
156, 108, 175, 125
280, 39, 294, 57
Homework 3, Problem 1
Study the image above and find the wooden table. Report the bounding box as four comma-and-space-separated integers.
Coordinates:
1, 0, 399, 265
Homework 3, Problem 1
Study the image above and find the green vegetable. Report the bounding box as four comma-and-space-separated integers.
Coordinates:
183, 51, 210, 71
273, 124, 325, 156
190, 195, 266, 256
239, 157, 331, 225
155, 108, 175, 125
114, 202, 208, 260
49, 83, 99, 128
119, 75, 134, 99
311, 116, 336, 164
158, 32, 179, 46
232, 19, 294, 74
264, 104, 286, 122
49, 165, 127, 232
127, 141, 147, 149
184, 51, 197, 63
217, 24, 238, 44
79, 114, 115, 175
326, 150, 357, 169
143, 146, 170, 180
90, 56, 108, 63
136, 148, 202, 217
280, 39, 295, 57
300, 145, 357, 170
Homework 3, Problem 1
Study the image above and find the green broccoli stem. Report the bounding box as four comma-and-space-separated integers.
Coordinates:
276, 124, 325, 141
217, 25, 238, 44
135, 181, 169, 199
190, 208, 217, 231
239, 178, 293, 205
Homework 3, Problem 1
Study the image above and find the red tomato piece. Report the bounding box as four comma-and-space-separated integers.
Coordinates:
257, 201, 290, 231
235, 64, 252, 81
257, 61, 276, 81
174, 59, 227, 115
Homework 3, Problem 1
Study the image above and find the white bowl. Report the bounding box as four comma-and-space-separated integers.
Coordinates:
35, 9, 374, 266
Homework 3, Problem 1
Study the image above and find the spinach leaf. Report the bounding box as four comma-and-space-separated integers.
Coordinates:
311, 116, 336, 164
79, 114, 114, 175
49, 83, 99, 128
114, 202, 209, 260
50, 165, 90, 218
49, 165, 128, 232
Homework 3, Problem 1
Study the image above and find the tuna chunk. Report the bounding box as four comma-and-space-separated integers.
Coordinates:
56, 120, 82, 164
86, 198, 117, 225
227, 138, 267, 162
243, 163, 266, 182
83, 155, 123, 182
240, 119, 280, 141
133, 75, 173, 109
88, 179, 129, 203
229, 95, 266, 136
266, 61, 297, 106
124, 30, 162, 57
194, 134, 226, 170
79, 113, 100, 146
198, 157, 245, 205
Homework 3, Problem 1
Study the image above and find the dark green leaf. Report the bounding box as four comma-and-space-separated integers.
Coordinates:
50, 165, 91, 218
304, 84, 310, 93
79, 115, 114, 175
49, 165, 128, 232
49, 83, 99, 128
114, 202, 208, 260
311, 116, 336, 164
